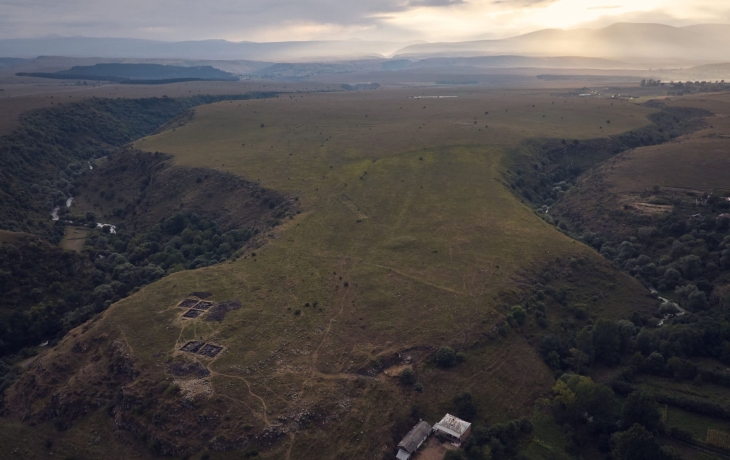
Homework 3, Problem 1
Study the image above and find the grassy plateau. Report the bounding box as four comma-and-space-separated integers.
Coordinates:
4, 86, 660, 459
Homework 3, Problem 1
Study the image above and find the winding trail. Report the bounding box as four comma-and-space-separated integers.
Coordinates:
310, 284, 350, 368
207, 367, 271, 426
285, 283, 351, 460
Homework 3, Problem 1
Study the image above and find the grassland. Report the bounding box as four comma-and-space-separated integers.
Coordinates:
59, 226, 89, 252
554, 92, 730, 229
0, 77, 335, 136
665, 405, 730, 440
3, 86, 661, 459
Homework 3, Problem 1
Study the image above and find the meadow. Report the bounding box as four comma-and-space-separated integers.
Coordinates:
4, 85, 661, 459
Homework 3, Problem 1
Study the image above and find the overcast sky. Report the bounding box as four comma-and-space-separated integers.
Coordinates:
1, 0, 727, 42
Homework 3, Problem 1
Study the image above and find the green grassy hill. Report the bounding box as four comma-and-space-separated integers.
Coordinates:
1, 88, 660, 459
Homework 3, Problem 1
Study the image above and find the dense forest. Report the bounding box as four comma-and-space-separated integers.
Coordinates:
0, 93, 276, 242
471, 101, 730, 458
0, 212, 272, 358
0, 93, 287, 386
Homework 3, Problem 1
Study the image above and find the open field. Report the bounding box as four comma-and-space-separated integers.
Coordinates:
606, 94, 730, 194
59, 226, 89, 252
0, 229, 33, 245
3, 85, 661, 459
553, 92, 730, 234
0, 76, 336, 136
665, 404, 730, 440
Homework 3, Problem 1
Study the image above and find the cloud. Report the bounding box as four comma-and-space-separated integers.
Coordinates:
410, 0, 464, 6
0, 0, 727, 42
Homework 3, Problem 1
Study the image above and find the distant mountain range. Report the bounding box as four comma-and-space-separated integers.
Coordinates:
0, 24, 728, 63
0, 57, 28, 68
394, 23, 730, 61
0, 37, 416, 62
16, 63, 237, 83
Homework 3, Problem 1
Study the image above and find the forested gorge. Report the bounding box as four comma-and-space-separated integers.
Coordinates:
493, 101, 730, 458
0, 213, 268, 359
0, 93, 285, 372
0, 93, 275, 242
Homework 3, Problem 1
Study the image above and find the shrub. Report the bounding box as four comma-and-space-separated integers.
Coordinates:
510, 306, 527, 325
399, 368, 416, 385
436, 346, 457, 368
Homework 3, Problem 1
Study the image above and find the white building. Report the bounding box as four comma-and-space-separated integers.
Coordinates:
432, 413, 471, 445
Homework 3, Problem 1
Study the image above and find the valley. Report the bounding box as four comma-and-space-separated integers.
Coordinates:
0, 67, 730, 460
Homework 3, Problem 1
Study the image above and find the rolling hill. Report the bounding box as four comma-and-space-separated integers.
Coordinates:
0, 86, 662, 459
1, 24, 728, 63
17, 63, 238, 82
393, 23, 730, 62
0, 37, 417, 62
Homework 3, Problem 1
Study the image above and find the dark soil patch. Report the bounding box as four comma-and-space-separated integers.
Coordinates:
178, 299, 200, 308
195, 301, 215, 310
168, 361, 210, 378
180, 341, 204, 353
198, 344, 224, 358
206, 300, 242, 322
189, 291, 212, 299
182, 309, 203, 319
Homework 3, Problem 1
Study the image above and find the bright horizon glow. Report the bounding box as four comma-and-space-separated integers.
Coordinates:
0, 0, 727, 42
372, 0, 666, 41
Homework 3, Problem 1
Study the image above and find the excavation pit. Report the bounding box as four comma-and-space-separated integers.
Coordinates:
180, 341, 205, 353
195, 301, 215, 310
183, 309, 204, 319
207, 300, 241, 322
178, 299, 200, 308
198, 344, 224, 358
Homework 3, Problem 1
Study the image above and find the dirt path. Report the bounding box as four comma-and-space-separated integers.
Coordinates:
373, 264, 463, 295
285, 284, 352, 460
310, 284, 349, 368
208, 368, 271, 426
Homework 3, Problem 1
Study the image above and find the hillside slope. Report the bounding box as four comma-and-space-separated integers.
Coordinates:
0, 88, 661, 459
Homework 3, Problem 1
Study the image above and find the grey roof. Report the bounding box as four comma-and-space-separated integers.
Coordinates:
398, 421, 432, 453
396, 448, 410, 460
433, 414, 471, 439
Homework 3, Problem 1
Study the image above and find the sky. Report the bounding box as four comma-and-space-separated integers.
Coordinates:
0, 0, 727, 42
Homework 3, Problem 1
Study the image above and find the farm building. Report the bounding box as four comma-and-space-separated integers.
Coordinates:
432, 413, 471, 445
396, 420, 432, 460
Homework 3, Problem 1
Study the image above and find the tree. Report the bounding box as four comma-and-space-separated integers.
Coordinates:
399, 368, 416, 385
436, 346, 457, 368
612, 424, 672, 460
593, 318, 621, 365
453, 392, 477, 421
621, 391, 661, 433
510, 306, 526, 325
617, 320, 637, 355
576, 326, 595, 363
444, 450, 467, 460
675, 284, 709, 311
575, 379, 618, 433
644, 352, 665, 375
546, 350, 561, 370
552, 379, 576, 412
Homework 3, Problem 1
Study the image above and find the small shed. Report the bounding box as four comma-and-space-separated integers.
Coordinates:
433, 413, 471, 444
396, 420, 432, 460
